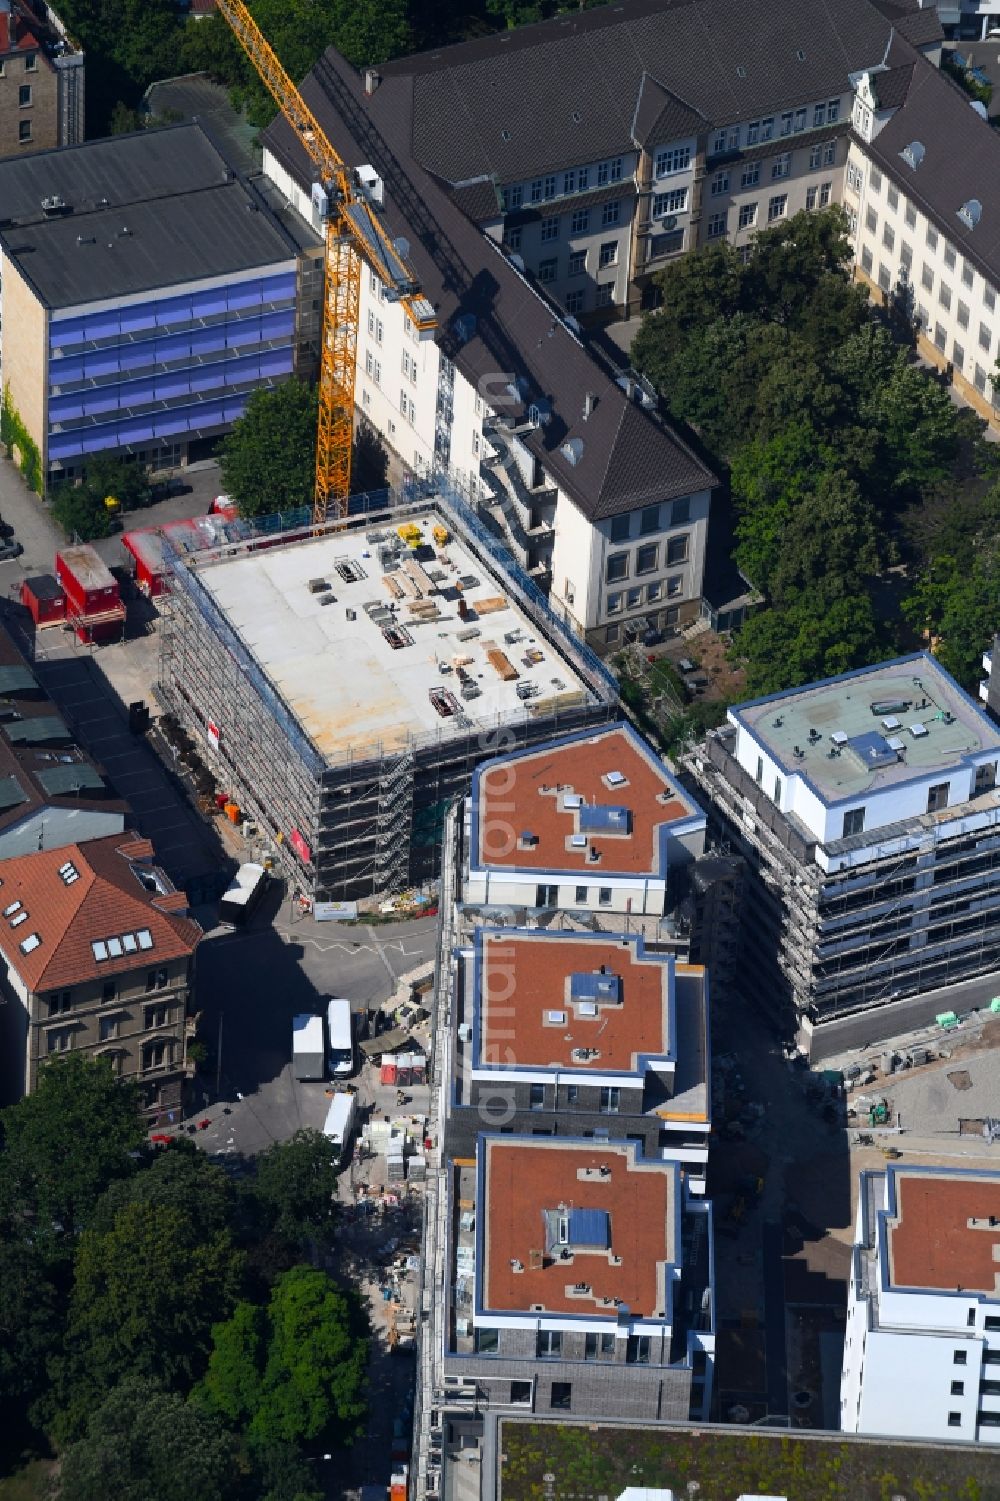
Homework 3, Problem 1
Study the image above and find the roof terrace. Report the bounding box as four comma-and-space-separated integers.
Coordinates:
885, 1167, 1000, 1297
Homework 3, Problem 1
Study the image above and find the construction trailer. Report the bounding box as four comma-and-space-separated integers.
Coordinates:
55, 545, 125, 643
20, 575, 66, 628
157, 480, 617, 902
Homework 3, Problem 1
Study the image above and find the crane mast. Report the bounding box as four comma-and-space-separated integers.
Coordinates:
216, 0, 425, 523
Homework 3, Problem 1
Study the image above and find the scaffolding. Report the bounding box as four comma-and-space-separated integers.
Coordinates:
156, 476, 618, 902
684, 726, 1000, 1036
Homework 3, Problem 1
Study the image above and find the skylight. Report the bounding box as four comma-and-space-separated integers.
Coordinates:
3, 901, 21, 917
137, 929, 154, 950
10, 911, 27, 928
19, 933, 40, 954
57, 860, 80, 885
92, 939, 108, 961
106, 936, 123, 957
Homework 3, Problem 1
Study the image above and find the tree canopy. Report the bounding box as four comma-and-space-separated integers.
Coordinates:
221, 382, 318, 519
250, 1129, 341, 1249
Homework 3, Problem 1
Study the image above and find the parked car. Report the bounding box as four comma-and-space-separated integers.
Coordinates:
0, 539, 23, 561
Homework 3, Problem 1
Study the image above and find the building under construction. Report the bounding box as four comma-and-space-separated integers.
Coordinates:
682, 654, 1000, 1058
157, 485, 617, 901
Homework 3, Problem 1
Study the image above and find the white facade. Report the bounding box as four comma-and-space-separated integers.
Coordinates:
841, 1168, 1000, 1444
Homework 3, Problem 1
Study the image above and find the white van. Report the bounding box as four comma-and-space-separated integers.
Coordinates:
327, 997, 354, 1077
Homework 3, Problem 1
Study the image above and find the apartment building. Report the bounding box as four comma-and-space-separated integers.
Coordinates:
0, 832, 201, 1113
0, 123, 308, 488
261, 49, 719, 651
841, 1164, 1000, 1443
440, 1135, 714, 1423
682, 653, 1000, 1056
846, 36, 1000, 425
0, 0, 84, 157
462, 722, 706, 917
445, 926, 710, 1181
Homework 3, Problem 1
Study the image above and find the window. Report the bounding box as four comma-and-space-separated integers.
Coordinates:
738, 202, 757, 230
646, 580, 662, 602
655, 146, 690, 176
596, 282, 614, 307
606, 592, 622, 614
806, 186, 817, 212
538, 258, 557, 284
904, 202, 916, 229
565, 289, 585, 315
600, 1086, 621, 1113
599, 240, 618, 268
740, 163, 760, 190
541, 216, 559, 243
820, 181, 831, 207
571, 208, 589, 234
19, 84, 31, 107
636, 543, 658, 574
780, 111, 793, 137
939, 283, 951, 311
506, 184, 523, 210
768, 194, 787, 222
610, 514, 630, 543
771, 153, 790, 181
102, 980, 117, 1003
672, 496, 690, 525
145, 967, 168, 992
474, 1326, 499, 1354
962, 260, 974, 289
926, 224, 938, 251
510, 1380, 531, 1404
543, 174, 556, 199
813, 103, 826, 127
47, 1027, 72, 1055
842, 807, 865, 838
640, 503, 660, 534
666, 574, 683, 597
626, 1335, 651, 1364
774, 776, 782, 805
626, 586, 643, 610
979, 322, 992, 353
886, 185, 899, 213
18, 120, 30, 142
601, 201, 621, 227
878, 263, 890, 293
529, 1083, 545, 1110
755, 756, 764, 784
530, 179, 543, 204
606, 552, 628, 583
568, 249, 586, 276
145, 1003, 171, 1030
934, 324, 946, 353
948, 1413, 962, 1428
537, 1330, 562, 1357
573, 886, 589, 907
954, 1350, 968, 1365
866, 206, 878, 234
986, 287, 997, 312
828, 98, 840, 122
563, 169, 577, 195
550, 1383, 572, 1410
926, 782, 950, 814
24, 51, 37, 71
871, 167, 883, 193
861, 246, 873, 276
707, 212, 727, 240
48, 990, 71, 1017
951, 1380, 965, 1396
605, 623, 620, 644
944, 242, 957, 271
710, 172, 729, 196
847, 163, 863, 194
578, 166, 590, 190
666, 534, 688, 565
653, 187, 688, 215
883, 224, 895, 253
956, 300, 972, 333
598, 887, 612, 907
504, 226, 522, 252
975, 364, 989, 395
760, 116, 774, 141
794, 108, 806, 132
953, 341, 965, 372
921, 264, 934, 292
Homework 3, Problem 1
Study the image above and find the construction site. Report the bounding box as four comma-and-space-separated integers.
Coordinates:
682, 657, 1000, 1058
156, 482, 617, 901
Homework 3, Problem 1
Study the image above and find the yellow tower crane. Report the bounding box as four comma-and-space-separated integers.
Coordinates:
216, 1, 433, 523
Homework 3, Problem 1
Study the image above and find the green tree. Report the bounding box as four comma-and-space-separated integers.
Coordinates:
59, 1379, 242, 1501
89, 1140, 236, 1237
51, 457, 151, 540
199, 1266, 368, 1448
768, 469, 880, 605
902, 550, 1000, 691
0, 1232, 63, 1450
732, 594, 883, 697
247, 1440, 323, 1501
251, 1129, 341, 1248
52, 1200, 244, 1442
0, 1054, 142, 1239
221, 381, 318, 518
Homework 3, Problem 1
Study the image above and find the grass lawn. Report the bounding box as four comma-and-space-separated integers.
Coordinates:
499, 1420, 1000, 1501
0, 1461, 54, 1501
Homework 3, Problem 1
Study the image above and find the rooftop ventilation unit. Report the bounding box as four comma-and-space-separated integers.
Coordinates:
831, 730, 848, 746
909, 722, 929, 738
41, 194, 67, 215
560, 437, 584, 466
900, 140, 925, 171
356, 164, 384, 207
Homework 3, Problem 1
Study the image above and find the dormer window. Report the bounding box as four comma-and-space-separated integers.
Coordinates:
958, 199, 982, 231
900, 140, 925, 171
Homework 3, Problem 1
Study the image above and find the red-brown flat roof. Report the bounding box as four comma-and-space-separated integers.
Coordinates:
478, 931, 671, 1072
888, 1170, 1000, 1294
476, 726, 696, 875
482, 1139, 674, 1318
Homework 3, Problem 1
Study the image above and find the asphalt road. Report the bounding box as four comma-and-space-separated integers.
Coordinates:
189, 912, 438, 1156
810, 967, 1000, 1059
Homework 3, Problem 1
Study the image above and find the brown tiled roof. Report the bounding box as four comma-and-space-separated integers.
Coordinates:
0, 834, 200, 992
482, 1137, 674, 1317
478, 930, 671, 1072
887, 1170, 1000, 1295
475, 724, 697, 875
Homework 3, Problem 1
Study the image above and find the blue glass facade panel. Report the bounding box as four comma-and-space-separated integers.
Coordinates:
49, 271, 297, 352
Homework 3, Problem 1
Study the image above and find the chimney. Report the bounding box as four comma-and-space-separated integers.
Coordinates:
364, 68, 381, 96
583, 391, 597, 419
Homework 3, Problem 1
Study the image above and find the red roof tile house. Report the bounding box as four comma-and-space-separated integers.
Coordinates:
0, 833, 200, 1114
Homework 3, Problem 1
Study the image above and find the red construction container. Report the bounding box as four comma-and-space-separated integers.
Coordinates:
122, 527, 168, 598
55, 545, 126, 644
380, 1058, 398, 1086
20, 574, 66, 627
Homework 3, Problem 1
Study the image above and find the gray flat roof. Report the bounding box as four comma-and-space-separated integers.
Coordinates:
193, 507, 591, 763
0, 124, 297, 308
734, 654, 1000, 800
